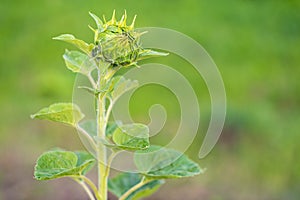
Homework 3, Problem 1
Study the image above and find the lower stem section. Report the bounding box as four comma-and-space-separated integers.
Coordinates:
97, 94, 108, 200
98, 144, 107, 200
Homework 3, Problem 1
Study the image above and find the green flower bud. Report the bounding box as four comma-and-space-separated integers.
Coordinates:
89, 10, 168, 69
90, 11, 140, 67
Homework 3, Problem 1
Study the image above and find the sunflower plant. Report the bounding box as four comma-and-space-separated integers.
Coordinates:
31, 11, 202, 200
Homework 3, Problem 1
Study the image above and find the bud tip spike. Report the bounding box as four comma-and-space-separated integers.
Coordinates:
130, 15, 137, 29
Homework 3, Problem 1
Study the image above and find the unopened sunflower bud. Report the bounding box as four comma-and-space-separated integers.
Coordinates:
89, 10, 168, 69
90, 11, 140, 67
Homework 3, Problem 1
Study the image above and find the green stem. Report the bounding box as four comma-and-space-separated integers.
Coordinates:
119, 177, 150, 200
87, 72, 97, 88
75, 179, 95, 200
76, 124, 98, 151
71, 176, 102, 200
96, 67, 117, 200
103, 152, 117, 185
105, 97, 114, 120
81, 176, 102, 200
97, 93, 108, 200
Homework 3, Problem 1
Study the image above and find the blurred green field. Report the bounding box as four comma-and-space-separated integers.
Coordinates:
1, 0, 300, 199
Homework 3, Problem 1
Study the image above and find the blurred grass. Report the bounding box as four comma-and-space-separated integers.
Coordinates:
1, 0, 300, 199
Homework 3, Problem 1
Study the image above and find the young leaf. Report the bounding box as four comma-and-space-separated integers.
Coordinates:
78, 86, 98, 95
137, 49, 169, 61
112, 123, 150, 150
31, 103, 84, 126
34, 150, 95, 180
134, 145, 203, 179
110, 76, 138, 101
108, 172, 164, 200
89, 12, 104, 31
63, 50, 96, 75
53, 34, 93, 54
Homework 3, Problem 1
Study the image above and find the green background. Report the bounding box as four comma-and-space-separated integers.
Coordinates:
1, 0, 300, 199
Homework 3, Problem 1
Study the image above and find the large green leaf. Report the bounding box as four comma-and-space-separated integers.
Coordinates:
63, 50, 96, 75
34, 150, 95, 180
134, 146, 202, 179
109, 76, 138, 101
112, 123, 150, 150
53, 34, 94, 54
31, 103, 84, 126
108, 172, 164, 200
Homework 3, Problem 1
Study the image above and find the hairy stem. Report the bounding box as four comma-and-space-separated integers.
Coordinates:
72, 176, 102, 200
96, 67, 117, 200
75, 179, 96, 200
97, 92, 108, 199
81, 176, 102, 200
103, 152, 117, 188
76, 124, 98, 151
88, 72, 97, 88
105, 97, 114, 121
